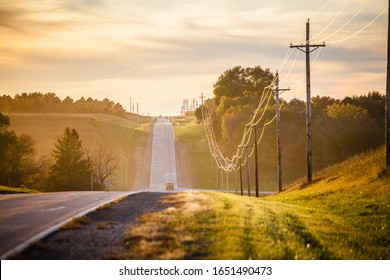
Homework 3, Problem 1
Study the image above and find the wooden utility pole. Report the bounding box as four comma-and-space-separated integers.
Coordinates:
239, 157, 243, 196
252, 125, 264, 197
245, 145, 251, 196
200, 92, 205, 106
386, 2, 390, 169
274, 71, 290, 192
254, 127, 259, 197
290, 19, 325, 185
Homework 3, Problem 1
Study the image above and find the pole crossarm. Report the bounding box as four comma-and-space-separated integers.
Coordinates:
290, 43, 326, 53
272, 88, 290, 93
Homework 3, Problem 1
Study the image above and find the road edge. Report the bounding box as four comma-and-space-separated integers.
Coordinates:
0, 190, 147, 260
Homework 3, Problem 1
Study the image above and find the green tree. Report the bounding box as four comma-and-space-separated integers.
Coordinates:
7, 134, 36, 187
0, 112, 39, 187
326, 103, 370, 121
212, 66, 274, 150
49, 128, 91, 191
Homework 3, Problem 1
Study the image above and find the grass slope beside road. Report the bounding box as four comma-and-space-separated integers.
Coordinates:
122, 147, 389, 260
0, 186, 39, 194
173, 116, 218, 189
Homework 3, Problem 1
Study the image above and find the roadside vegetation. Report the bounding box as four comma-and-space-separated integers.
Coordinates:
0, 93, 153, 192
173, 116, 218, 189
0, 185, 39, 194
194, 66, 385, 189
121, 147, 389, 260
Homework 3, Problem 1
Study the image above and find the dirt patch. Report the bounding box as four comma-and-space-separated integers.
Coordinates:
11, 192, 176, 260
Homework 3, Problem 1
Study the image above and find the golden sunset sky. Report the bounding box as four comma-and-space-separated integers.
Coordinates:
0, 0, 387, 116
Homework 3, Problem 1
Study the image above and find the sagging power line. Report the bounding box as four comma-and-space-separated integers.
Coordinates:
199, 2, 386, 193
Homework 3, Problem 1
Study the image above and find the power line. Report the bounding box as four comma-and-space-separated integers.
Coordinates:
310, 0, 353, 42
315, 0, 371, 43
328, 7, 387, 44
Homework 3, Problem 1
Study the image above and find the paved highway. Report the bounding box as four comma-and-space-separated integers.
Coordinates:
150, 118, 178, 192
0, 191, 137, 259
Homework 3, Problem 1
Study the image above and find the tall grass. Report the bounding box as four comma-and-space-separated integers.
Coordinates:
121, 147, 389, 259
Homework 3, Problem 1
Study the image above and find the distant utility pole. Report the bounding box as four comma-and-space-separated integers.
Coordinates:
274, 71, 290, 192
386, 2, 390, 170
290, 19, 325, 185
251, 125, 263, 197
130, 97, 132, 114
245, 145, 251, 196
239, 158, 243, 196
200, 92, 205, 106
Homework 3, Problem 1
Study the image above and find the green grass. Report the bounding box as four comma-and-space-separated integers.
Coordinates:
173, 117, 218, 189
121, 147, 389, 260
0, 185, 39, 194
0, 186, 39, 194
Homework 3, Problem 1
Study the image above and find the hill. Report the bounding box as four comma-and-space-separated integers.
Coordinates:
121, 147, 389, 259
9, 113, 154, 191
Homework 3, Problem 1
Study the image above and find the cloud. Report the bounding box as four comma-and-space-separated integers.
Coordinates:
0, 0, 387, 115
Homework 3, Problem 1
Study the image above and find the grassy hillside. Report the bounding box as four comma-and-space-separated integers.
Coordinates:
173, 116, 279, 192
121, 147, 389, 259
9, 113, 153, 191
0, 185, 39, 194
173, 116, 218, 189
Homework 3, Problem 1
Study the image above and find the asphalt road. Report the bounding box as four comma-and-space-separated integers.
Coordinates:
150, 118, 178, 192
0, 191, 137, 259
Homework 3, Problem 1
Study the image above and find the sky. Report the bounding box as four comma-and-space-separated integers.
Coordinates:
0, 0, 387, 116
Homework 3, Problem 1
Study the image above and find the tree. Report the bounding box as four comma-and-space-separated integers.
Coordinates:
212, 66, 274, 151
7, 134, 36, 187
0, 113, 10, 128
0, 112, 39, 187
326, 103, 370, 122
48, 128, 91, 191
90, 146, 118, 191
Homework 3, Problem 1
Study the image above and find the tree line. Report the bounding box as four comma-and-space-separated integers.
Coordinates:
196, 65, 385, 176
0, 113, 118, 191
0, 92, 128, 118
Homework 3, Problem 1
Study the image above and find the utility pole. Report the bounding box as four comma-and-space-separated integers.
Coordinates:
290, 19, 325, 185
274, 71, 290, 192
226, 169, 229, 192
200, 92, 205, 106
245, 145, 251, 196
220, 168, 223, 191
252, 125, 260, 197
239, 158, 243, 196
386, 1, 390, 170
129, 97, 131, 114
